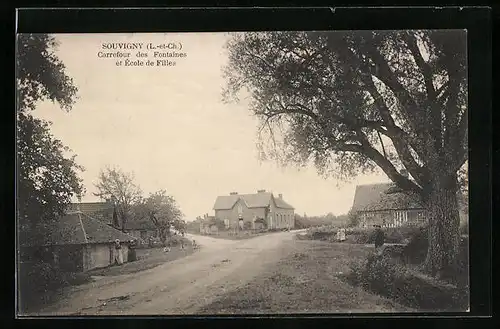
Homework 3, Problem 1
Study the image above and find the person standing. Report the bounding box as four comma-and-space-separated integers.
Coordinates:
114, 239, 123, 265
338, 228, 346, 242
373, 225, 385, 252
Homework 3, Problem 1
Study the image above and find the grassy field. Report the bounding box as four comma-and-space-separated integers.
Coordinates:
199, 239, 413, 314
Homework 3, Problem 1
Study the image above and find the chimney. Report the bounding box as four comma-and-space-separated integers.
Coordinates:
230, 192, 238, 195
257, 189, 266, 193
278, 194, 283, 199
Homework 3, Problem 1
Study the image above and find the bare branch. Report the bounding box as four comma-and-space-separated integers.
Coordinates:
403, 32, 437, 101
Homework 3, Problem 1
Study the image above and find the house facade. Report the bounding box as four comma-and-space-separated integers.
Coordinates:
19, 212, 136, 272
213, 190, 295, 230
351, 183, 427, 228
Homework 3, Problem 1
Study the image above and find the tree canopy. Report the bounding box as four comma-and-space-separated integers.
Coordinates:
224, 30, 468, 277
17, 34, 78, 113
224, 31, 467, 197
133, 190, 184, 245
17, 34, 84, 226
17, 113, 84, 224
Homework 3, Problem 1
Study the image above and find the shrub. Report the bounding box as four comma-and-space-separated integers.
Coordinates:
166, 235, 191, 247
345, 227, 374, 244
18, 260, 70, 312
243, 221, 252, 230
403, 227, 429, 264
346, 252, 468, 310
347, 210, 359, 227
254, 218, 267, 229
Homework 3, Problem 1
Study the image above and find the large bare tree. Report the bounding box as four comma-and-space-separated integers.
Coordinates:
94, 166, 142, 232
224, 30, 467, 279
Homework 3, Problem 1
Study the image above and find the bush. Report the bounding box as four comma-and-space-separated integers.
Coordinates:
344, 226, 423, 245
346, 252, 468, 310
403, 226, 429, 264
254, 218, 267, 228
345, 227, 374, 244
166, 235, 191, 247
243, 221, 252, 230
18, 261, 72, 312
346, 210, 359, 227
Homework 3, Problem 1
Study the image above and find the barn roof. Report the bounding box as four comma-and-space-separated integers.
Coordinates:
213, 192, 294, 210
19, 212, 135, 248
351, 183, 423, 212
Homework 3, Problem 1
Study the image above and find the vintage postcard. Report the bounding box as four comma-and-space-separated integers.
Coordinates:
16, 31, 469, 316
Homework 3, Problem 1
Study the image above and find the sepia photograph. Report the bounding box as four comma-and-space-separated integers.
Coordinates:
16, 30, 469, 316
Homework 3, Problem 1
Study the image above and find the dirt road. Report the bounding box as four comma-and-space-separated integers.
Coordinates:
34, 231, 301, 315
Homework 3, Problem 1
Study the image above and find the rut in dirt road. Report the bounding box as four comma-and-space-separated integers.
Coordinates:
34, 231, 298, 315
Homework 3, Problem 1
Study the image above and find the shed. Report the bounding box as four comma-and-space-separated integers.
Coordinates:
19, 212, 136, 272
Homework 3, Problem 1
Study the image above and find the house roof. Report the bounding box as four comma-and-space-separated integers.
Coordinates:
67, 202, 113, 214
274, 197, 295, 209
351, 183, 423, 212
213, 192, 294, 210
124, 220, 157, 231
19, 212, 136, 248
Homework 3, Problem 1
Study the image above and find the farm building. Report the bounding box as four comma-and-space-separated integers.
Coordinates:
66, 201, 114, 225
18, 212, 136, 272
213, 190, 295, 230
351, 183, 427, 228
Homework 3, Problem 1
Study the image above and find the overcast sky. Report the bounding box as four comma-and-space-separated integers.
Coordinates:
32, 32, 389, 220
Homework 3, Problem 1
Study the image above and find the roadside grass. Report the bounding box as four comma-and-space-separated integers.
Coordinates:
191, 229, 288, 241
199, 240, 413, 314
342, 233, 469, 312
87, 245, 196, 277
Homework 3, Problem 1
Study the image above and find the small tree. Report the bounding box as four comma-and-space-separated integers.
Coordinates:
209, 218, 226, 231
135, 190, 183, 246
347, 209, 360, 228
94, 166, 142, 232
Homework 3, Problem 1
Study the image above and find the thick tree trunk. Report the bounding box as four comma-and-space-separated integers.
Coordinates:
424, 177, 461, 280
